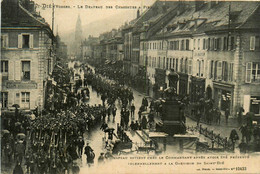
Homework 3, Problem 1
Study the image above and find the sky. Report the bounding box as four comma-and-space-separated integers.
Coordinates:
33, 0, 156, 36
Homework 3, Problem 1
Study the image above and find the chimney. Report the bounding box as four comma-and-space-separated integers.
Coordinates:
137, 9, 140, 18
28, 1, 36, 13
8, 0, 19, 19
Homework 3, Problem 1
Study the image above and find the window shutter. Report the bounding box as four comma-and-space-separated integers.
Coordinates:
246, 62, 252, 83
256, 36, 260, 50
250, 36, 255, 51
18, 34, 22, 48
6, 35, 9, 48
8, 61, 14, 80
189, 39, 192, 50
14, 61, 20, 80
221, 37, 224, 50
29, 34, 34, 48
3, 35, 9, 48
31, 60, 36, 81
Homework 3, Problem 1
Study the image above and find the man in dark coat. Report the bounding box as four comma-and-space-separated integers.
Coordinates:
13, 162, 23, 174
84, 143, 95, 165
141, 116, 148, 129
225, 108, 230, 124
77, 137, 85, 157
131, 104, 135, 118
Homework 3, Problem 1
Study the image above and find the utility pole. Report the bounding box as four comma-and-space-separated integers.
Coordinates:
51, 0, 55, 48
227, 2, 231, 50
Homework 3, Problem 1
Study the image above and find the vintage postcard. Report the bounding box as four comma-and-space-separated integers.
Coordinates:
1, 0, 260, 173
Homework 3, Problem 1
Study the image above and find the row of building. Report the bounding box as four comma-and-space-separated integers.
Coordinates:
82, 1, 260, 116
1, 0, 67, 112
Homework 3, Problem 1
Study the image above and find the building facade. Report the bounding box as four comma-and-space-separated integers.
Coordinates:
1, 0, 55, 112
141, 1, 260, 116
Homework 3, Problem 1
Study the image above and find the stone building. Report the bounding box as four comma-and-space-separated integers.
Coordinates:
141, 1, 260, 115
1, 0, 56, 111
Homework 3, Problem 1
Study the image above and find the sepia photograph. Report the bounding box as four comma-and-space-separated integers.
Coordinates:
1, 0, 260, 173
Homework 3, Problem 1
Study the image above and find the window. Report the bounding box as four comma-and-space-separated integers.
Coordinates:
1, 60, 8, 73
1, 60, 8, 80
251, 63, 260, 82
158, 57, 161, 68
222, 61, 228, 81
23, 35, 30, 48
166, 58, 169, 70
214, 38, 217, 50
176, 59, 178, 72
208, 38, 211, 50
203, 39, 206, 50
21, 92, 30, 109
229, 36, 235, 50
210, 60, 214, 79
0, 92, 8, 108
169, 41, 173, 50
173, 58, 175, 70
250, 36, 260, 51
193, 39, 196, 50
223, 37, 227, 50
186, 39, 189, 50
181, 40, 185, 50
216, 38, 221, 50
217, 61, 222, 80
229, 63, 234, 82
1, 34, 8, 48
185, 58, 188, 74
180, 58, 183, 72
212, 38, 215, 50
163, 57, 166, 69
198, 39, 200, 50
169, 58, 172, 69
18, 34, 33, 48
22, 61, 30, 80
176, 41, 179, 50
250, 36, 255, 50
214, 61, 218, 80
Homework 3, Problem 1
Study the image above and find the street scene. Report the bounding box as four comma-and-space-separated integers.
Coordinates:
1, 0, 260, 174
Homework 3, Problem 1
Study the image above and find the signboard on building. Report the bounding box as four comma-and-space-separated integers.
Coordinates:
6, 81, 37, 89
250, 96, 260, 115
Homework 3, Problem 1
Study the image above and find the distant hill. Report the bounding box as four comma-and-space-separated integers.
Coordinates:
60, 11, 137, 55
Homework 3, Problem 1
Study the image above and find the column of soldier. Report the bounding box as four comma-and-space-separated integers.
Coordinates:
3, 65, 111, 174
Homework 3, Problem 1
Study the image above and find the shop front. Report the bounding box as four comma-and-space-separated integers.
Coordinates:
250, 96, 260, 115
190, 76, 205, 103
178, 73, 188, 97
213, 82, 234, 112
